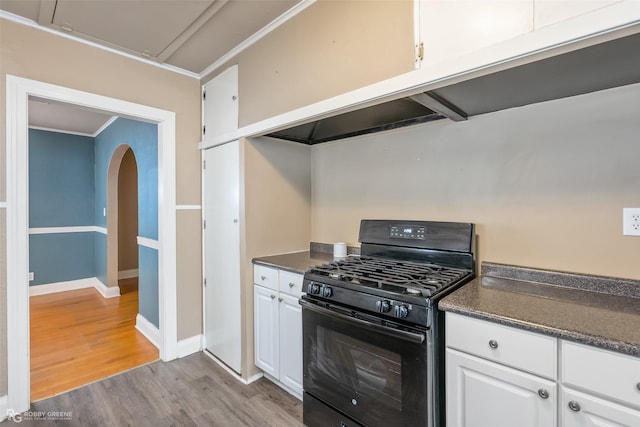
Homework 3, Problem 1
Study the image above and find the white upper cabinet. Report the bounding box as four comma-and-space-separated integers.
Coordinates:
202, 64, 238, 141
418, 0, 534, 67
535, 0, 623, 29
415, 0, 638, 77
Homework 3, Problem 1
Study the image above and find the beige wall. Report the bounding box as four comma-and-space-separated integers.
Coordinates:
241, 136, 311, 378
118, 148, 139, 272
1, 19, 203, 395
311, 83, 640, 280
205, 0, 414, 126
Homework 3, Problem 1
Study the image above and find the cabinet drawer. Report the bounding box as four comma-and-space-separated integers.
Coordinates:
254, 265, 278, 290
279, 270, 304, 297
562, 341, 640, 409
446, 312, 557, 379
561, 386, 640, 427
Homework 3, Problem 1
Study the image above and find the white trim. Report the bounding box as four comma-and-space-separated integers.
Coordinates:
199, 0, 316, 79
28, 125, 94, 137
118, 269, 139, 280
203, 350, 264, 385
94, 280, 121, 298
6, 75, 178, 414
0, 202, 7, 208
177, 335, 203, 358
29, 277, 98, 296
95, 226, 108, 235
92, 116, 118, 137
28, 225, 104, 234
136, 314, 160, 349
28, 277, 119, 297
0, 395, 8, 422
176, 204, 201, 210
137, 236, 160, 250
0, 11, 199, 79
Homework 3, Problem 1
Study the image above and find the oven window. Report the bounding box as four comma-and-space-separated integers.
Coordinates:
319, 328, 402, 411
303, 303, 428, 427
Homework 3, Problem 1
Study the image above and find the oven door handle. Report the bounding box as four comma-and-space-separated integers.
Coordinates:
300, 299, 426, 344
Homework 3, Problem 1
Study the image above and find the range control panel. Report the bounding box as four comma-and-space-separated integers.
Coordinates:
390, 225, 426, 240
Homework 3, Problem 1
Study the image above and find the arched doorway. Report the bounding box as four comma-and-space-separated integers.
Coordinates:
107, 145, 139, 289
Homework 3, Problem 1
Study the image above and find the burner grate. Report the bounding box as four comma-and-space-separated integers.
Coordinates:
309, 256, 469, 297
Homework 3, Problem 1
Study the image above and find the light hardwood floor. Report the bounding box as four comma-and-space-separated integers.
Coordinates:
13, 352, 303, 426
29, 278, 159, 401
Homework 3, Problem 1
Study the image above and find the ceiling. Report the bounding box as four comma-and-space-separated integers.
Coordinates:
28, 97, 116, 137
1, 0, 305, 76
1, 0, 308, 135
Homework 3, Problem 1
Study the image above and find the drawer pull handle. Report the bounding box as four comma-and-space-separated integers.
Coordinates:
278, 297, 283, 302
568, 401, 581, 412
537, 389, 549, 399
488, 339, 499, 349
289, 282, 295, 288
261, 275, 266, 280
270, 294, 276, 299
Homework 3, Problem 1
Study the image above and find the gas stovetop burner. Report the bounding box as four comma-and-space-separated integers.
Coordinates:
307, 256, 470, 297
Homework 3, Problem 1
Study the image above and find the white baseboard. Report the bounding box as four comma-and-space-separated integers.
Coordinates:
0, 395, 7, 422
94, 279, 121, 298
29, 277, 120, 298
203, 350, 264, 385
135, 314, 160, 349
118, 269, 139, 280
30, 277, 98, 296
177, 335, 202, 358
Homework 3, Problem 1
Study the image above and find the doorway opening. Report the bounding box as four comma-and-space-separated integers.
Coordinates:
6, 75, 178, 413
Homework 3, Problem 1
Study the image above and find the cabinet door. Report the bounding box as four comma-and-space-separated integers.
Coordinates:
561, 387, 640, 427
202, 64, 238, 139
447, 348, 556, 427
279, 293, 303, 397
254, 285, 279, 378
418, 0, 534, 67
203, 141, 241, 374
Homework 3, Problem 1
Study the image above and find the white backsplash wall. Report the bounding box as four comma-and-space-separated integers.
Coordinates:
311, 83, 640, 280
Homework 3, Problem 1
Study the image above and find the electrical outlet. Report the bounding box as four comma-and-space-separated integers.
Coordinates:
623, 208, 640, 236
28, 272, 34, 281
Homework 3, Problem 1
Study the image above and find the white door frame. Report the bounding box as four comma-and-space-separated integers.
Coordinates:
5, 75, 178, 413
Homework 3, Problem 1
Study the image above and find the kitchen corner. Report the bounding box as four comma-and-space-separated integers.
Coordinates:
439, 262, 640, 427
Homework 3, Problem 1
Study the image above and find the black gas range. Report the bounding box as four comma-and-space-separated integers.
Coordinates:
301, 220, 475, 427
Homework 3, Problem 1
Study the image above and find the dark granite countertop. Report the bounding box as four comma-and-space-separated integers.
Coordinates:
252, 251, 334, 274
440, 263, 640, 357
252, 242, 360, 274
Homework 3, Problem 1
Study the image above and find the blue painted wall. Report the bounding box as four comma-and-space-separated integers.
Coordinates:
138, 246, 159, 327
95, 118, 159, 327
30, 233, 96, 285
28, 129, 96, 285
94, 118, 158, 239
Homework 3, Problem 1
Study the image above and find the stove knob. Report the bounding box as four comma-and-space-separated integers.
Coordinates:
376, 300, 391, 313
394, 304, 409, 319
321, 286, 333, 298
308, 282, 320, 295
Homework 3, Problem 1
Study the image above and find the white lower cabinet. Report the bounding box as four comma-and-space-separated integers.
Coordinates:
253, 285, 279, 378
253, 265, 304, 399
446, 312, 640, 427
560, 340, 640, 427
561, 387, 640, 427
447, 348, 556, 427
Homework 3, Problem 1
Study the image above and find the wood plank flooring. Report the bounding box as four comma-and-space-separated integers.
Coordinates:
13, 352, 303, 426
30, 278, 159, 401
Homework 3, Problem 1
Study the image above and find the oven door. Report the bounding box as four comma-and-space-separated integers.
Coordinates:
301, 296, 430, 427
